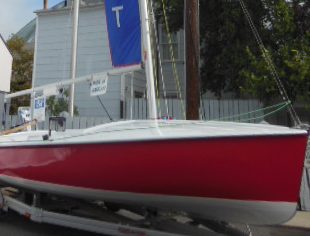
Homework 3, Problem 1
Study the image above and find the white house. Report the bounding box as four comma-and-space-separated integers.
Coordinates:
0, 34, 13, 126
31, 0, 185, 120
13, 0, 264, 125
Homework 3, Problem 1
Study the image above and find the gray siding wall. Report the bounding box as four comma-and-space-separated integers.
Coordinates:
159, 61, 185, 98
158, 29, 185, 99
34, 5, 121, 119
34, 5, 187, 120
126, 29, 186, 100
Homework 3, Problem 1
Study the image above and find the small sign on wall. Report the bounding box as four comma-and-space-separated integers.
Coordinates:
90, 72, 108, 96
33, 96, 46, 122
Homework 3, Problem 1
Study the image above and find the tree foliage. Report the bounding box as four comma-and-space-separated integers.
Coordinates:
154, 0, 184, 30
6, 37, 79, 116
46, 89, 79, 116
155, 0, 309, 106
240, 0, 310, 106
6, 36, 33, 114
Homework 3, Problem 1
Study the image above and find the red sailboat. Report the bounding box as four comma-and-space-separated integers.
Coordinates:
0, 0, 308, 227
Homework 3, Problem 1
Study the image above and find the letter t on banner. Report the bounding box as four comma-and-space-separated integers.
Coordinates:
105, 0, 142, 67
112, 6, 123, 28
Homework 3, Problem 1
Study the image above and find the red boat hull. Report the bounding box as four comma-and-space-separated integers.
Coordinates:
0, 134, 307, 224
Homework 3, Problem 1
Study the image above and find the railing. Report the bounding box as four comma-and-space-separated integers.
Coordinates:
4, 116, 111, 130
3, 99, 263, 130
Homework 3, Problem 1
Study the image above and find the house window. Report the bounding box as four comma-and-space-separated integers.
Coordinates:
165, 93, 178, 99
134, 91, 144, 98
159, 25, 180, 61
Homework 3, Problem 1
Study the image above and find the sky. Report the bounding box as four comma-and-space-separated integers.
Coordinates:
0, 0, 61, 40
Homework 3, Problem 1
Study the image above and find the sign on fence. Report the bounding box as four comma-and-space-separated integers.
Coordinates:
33, 96, 46, 122
90, 73, 108, 96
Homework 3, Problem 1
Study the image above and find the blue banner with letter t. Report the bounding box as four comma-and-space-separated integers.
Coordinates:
105, 0, 142, 67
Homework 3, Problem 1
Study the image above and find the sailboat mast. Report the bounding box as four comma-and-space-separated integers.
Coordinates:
139, 0, 158, 119
69, 0, 80, 117
185, 0, 200, 120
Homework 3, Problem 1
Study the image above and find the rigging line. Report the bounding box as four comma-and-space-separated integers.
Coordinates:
96, 95, 113, 122
236, 102, 290, 123
238, 0, 301, 126
149, 0, 169, 116
161, 0, 186, 119
215, 101, 290, 122
239, 1, 289, 104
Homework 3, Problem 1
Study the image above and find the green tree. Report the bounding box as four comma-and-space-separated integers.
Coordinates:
154, 0, 268, 98
154, 0, 184, 30
155, 0, 309, 106
46, 89, 79, 116
240, 0, 309, 106
6, 36, 33, 114
199, 0, 268, 98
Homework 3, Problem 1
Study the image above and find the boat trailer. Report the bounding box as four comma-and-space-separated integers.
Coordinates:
0, 188, 251, 236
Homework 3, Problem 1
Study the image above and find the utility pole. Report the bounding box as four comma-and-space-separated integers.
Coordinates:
185, 0, 200, 120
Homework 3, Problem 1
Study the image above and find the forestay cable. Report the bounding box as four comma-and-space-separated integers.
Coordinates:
238, 0, 302, 126
149, 0, 170, 117
161, 0, 186, 119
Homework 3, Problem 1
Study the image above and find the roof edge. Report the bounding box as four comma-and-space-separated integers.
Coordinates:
0, 33, 13, 57
35, 2, 105, 15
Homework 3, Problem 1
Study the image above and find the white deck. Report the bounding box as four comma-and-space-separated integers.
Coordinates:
0, 120, 306, 147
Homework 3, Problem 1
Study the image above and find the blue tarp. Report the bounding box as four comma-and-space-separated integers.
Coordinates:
105, 0, 142, 67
